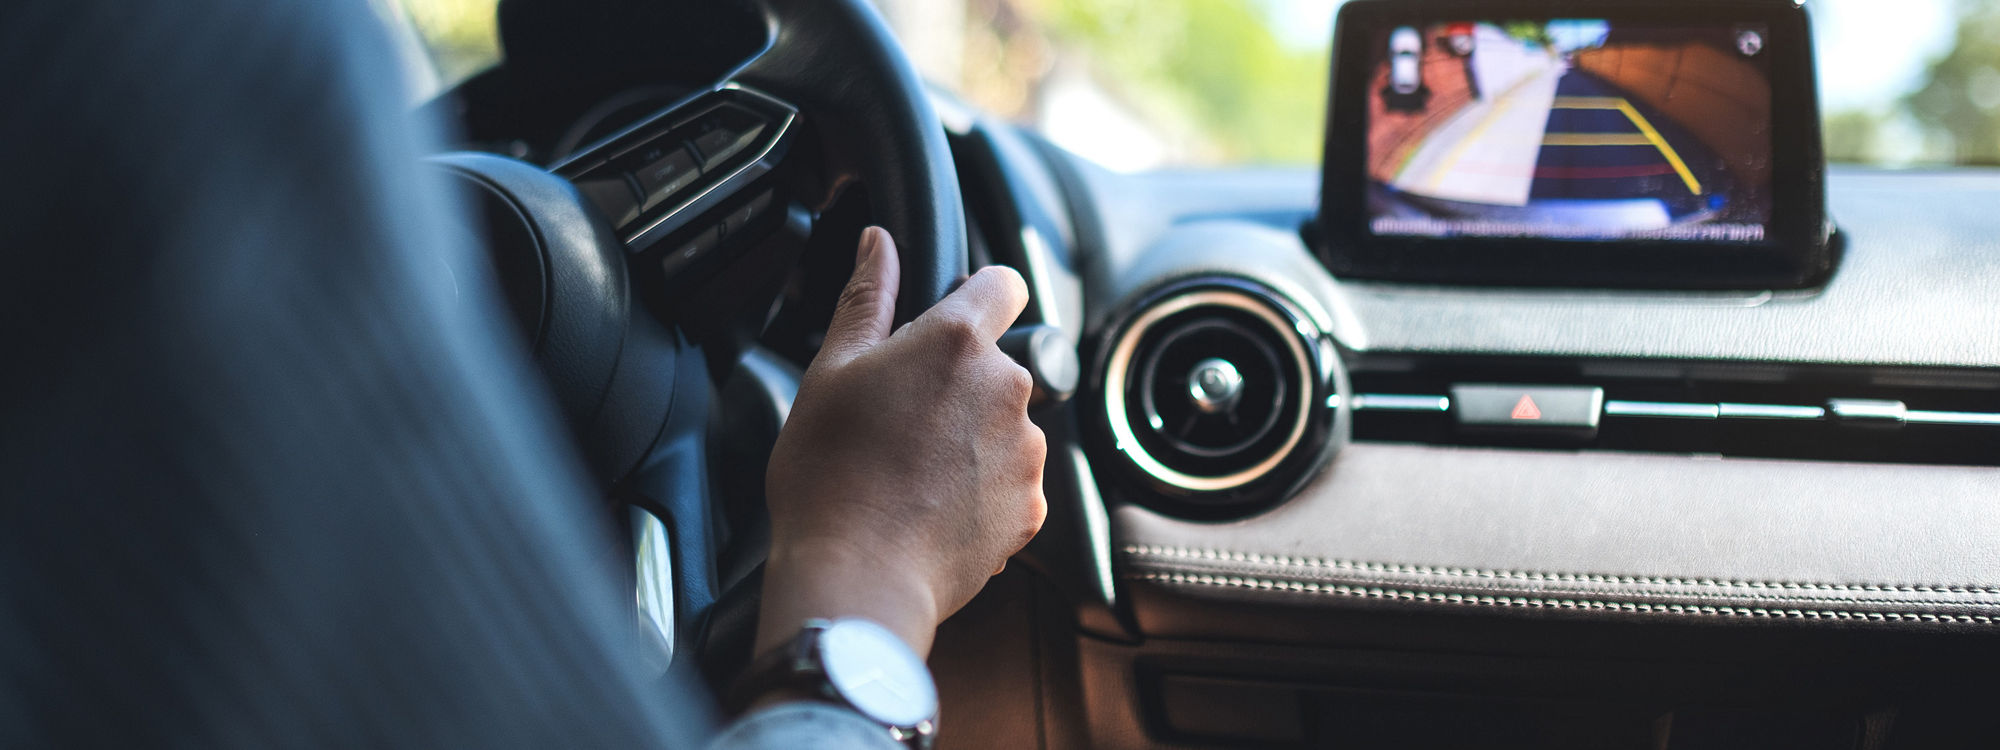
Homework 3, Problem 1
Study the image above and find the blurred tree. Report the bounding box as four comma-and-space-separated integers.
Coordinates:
1904, 0, 2000, 165
1501, 21, 1553, 49
1821, 109, 1884, 164
958, 0, 1055, 123
393, 0, 501, 84
1033, 0, 1329, 164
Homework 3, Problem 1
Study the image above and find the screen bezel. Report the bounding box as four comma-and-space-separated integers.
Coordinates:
1318, 0, 1833, 290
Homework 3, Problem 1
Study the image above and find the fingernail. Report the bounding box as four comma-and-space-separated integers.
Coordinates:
857, 227, 882, 267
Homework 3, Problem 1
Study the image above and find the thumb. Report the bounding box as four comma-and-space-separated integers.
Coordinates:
817, 226, 901, 369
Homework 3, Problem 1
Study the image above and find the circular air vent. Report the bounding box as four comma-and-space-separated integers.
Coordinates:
1098, 279, 1344, 509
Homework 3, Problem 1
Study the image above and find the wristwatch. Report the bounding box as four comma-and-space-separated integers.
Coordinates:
732, 618, 939, 749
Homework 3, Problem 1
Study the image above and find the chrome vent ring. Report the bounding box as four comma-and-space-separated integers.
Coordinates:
1098, 279, 1343, 506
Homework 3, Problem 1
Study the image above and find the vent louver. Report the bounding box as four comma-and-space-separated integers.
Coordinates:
1095, 279, 1345, 513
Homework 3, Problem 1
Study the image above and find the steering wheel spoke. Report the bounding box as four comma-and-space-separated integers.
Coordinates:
551, 86, 799, 296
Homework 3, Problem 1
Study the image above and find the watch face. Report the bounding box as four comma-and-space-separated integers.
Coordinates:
818, 619, 939, 728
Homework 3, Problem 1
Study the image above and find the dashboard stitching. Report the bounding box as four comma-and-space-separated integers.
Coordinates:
1131, 567, 1988, 608
1123, 544, 2000, 596
1126, 572, 2000, 626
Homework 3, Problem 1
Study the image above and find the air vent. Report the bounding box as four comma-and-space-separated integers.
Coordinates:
1095, 279, 1345, 511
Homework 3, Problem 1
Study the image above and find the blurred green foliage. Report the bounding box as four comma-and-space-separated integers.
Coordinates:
386, 0, 1998, 167
395, 0, 499, 85
1820, 110, 1885, 164
1500, 21, 1553, 49
1037, 0, 1328, 164
1823, 0, 2000, 165
1904, 0, 2000, 165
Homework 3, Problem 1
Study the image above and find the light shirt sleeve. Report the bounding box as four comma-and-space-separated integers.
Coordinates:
710, 702, 909, 750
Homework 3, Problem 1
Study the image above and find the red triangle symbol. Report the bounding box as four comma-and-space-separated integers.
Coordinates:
1510, 394, 1543, 420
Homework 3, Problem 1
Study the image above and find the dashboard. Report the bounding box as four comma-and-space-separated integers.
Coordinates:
434, 1, 2000, 745
1042, 139, 2000, 750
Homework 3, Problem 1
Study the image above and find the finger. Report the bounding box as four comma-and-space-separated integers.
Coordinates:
817, 227, 902, 369
913, 265, 1028, 346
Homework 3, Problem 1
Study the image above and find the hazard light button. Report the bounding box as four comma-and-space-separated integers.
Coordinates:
1450, 384, 1604, 437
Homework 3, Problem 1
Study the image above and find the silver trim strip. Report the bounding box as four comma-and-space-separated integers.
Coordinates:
1351, 394, 1451, 413
1352, 392, 2000, 427
1068, 445, 1117, 608
1719, 403, 1827, 420
1905, 410, 2000, 426
1604, 401, 1720, 419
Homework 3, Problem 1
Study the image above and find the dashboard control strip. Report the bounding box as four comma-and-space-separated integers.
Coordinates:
1119, 544, 2000, 628
1352, 392, 2000, 426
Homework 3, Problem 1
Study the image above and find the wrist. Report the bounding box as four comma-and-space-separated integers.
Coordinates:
757, 536, 940, 658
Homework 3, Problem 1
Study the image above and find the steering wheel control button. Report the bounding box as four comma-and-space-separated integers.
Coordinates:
1451, 384, 1604, 438
689, 106, 770, 172
633, 145, 701, 210
573, 176, 642, 228
729, 190, 776, 236
550, 88, 798, 257
659, 226, 722, 279
1186, 358, 1244, 415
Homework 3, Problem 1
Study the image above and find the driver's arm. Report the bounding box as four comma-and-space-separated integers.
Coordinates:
714, 228, 1048, 745
0, 0, 1040, 746
760, 227, 1047, 659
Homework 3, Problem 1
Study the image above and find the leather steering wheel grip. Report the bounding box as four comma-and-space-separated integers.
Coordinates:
732, 0, 969, 325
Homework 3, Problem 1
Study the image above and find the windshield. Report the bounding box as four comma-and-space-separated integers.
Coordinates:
381, 0, 499, 95
390, 0, 1996, 170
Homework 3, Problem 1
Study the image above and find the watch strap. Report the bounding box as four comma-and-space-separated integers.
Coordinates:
725, 619, 937, 750
727, 620, 830, 714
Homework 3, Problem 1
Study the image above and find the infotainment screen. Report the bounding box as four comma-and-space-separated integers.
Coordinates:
1366, 20, 1771, 243
1319, 1, 1833, 290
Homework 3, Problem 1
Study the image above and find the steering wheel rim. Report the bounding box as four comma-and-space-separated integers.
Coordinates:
734, 0, 968, 326
433, 0, 970, 686
438, 0, 966, 484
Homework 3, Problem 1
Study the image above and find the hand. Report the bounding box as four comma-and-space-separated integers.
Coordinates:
757, 227, 1048, 658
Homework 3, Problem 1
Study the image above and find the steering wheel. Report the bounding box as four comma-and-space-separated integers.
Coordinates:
430, 0, 966, 683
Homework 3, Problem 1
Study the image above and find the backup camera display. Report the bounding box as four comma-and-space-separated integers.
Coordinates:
1365, 20, 1773, 242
